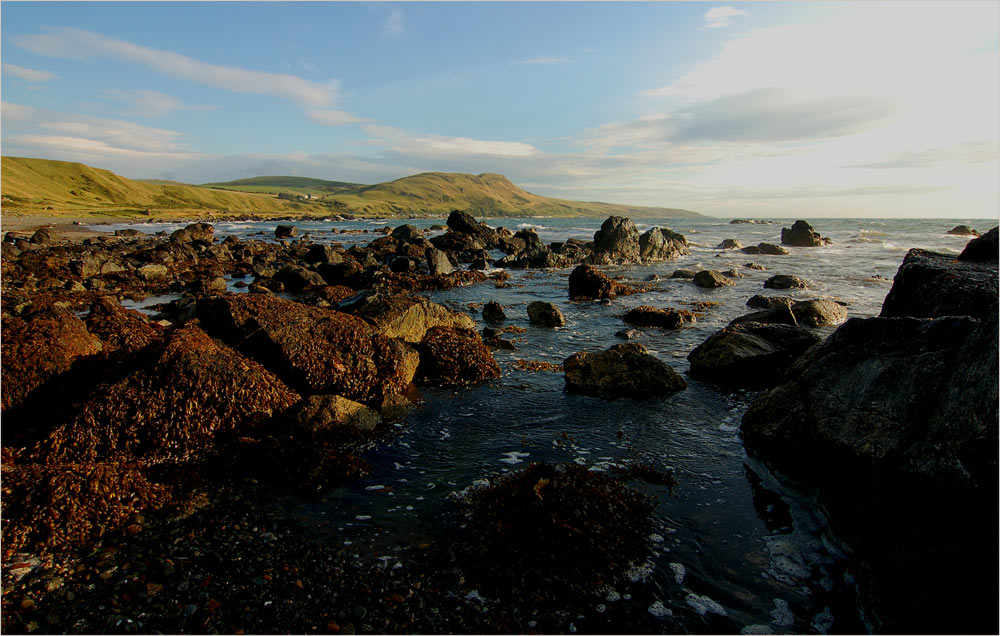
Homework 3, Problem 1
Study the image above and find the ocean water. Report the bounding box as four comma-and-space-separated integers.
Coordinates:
100, 216, 989, 632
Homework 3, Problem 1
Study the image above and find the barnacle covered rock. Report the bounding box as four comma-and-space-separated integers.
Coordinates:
416, 326, 501, 387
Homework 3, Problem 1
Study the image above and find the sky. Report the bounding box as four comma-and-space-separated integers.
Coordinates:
2, 1, 998, 218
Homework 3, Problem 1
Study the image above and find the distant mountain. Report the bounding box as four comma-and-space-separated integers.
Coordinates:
1, 157, 703, 220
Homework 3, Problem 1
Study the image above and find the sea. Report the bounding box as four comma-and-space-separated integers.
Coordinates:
96, 216, 991, 633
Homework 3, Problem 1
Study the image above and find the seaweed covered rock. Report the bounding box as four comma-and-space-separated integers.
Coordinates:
568, 264, 640, 300
416, 326, 501, 387
198, 294, 413, 404
85, 296, 163, 354
457, 462, 654, 602
1, 461, 171, 555
564, 343, 686, 398
351, 294, 475, 343
780, 220, 831, 247
687, 322, 821, 388
1, 307, 103, 413
622, 305, 696, 329
881, 248, 998, 319
33, 324, 300, 463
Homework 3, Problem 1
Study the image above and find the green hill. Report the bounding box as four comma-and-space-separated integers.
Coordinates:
324, 172, 702, 218
1, 157, 308, 219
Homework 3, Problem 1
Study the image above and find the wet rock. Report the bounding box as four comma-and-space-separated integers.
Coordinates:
590, 216, 640, 264
568, 264, 639, 300
781, 220, 831, 247
389, 256, 415, 273
639, 227, 688, 261
198, 294, 413, 405
304, 244, 344, 265
275, 224, 299, 239
29, 227, 52, 245
289, 394, 382, 434
732, 299, 848, 328
482, 301, 506, 324
425, 247, 455, 276
717, 239, 742, 250
688, 322, 822, 388
946, 225, 979, 236
33, 323, 300, 463
391, 224, 425, 244
764, 274, 808, 289
615, 329, 641, 339
85, 297, 162, 355
671, 269, 697, 279
458, 462, 654, 601
416, 326, 501, 387
352, 294, 475, 343
527, 301, 565, 328
957, 226, 998, 262
622, 305, 696, 329
1, 307, 103, 412
742, 243, 789, 256
693, 270, 735, 288
273, 265, 327, 292
170, 223, 215, 246
880, 249, 997, 319
564, 342, 686, 398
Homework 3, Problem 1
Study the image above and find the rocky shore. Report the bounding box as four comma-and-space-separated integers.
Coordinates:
1, 213, 996, 633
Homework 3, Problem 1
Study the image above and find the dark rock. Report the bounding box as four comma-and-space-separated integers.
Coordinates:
304, 244, 344, 265
430, 231, 484, 253
744, 262, 766, 270
622, 305, 695, 329
693, 270, 735, 288
757, 243, 789, 255
880, 248, 997, 319
746, 294, 795, 310
482, 301, 507, 323
446, 210, 482, 236
639, 227, 688, 261
687, 322, 821, 388
732, 299, 848, 328
29, 227, 52, 245
568, 264, 639, 300
425, 247, 455, 276
275, 224, 299, 239
170, 222, 214, 245
591, 216, 639, 263
273, 265, 327, 292
740, 245, 762, 255
957, 226, 997, 262
671, 269, 697, 279
416, 326, 501, 387
188, 276, 229, 295
615, 329, 641, 340
114, 229, 143, 238
781, 220, 831, 247
717, 239, 742, 250
389, 256, 414, 273
564, 342, 686, 398
527, 301, 565, 327
391, 224, 425, 244
764, 274, 808, 289
946, 225, 979, 236
469, 257, 490, 270
513, 228, 542, 248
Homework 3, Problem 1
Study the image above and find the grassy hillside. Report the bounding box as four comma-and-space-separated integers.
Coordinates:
1, 157, 310, 220
324, 172, 702, 218
1, 157, 702, 221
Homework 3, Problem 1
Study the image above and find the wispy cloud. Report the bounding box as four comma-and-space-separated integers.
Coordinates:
3, 63, 58, 82
308, 109, 371, 126
12, 27, 339, 108
102, 89, 216, 118
362, 124, 538, 158
383, 9, 404, 37
704, 6, 749, 29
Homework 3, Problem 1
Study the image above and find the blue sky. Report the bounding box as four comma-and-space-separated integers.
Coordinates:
2, 1, 998, 217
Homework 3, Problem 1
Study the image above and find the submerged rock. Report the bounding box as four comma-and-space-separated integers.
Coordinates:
564, 342, 686, 398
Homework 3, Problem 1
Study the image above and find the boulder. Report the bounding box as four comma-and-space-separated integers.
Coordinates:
568, 264, 638, 300
85, 297, 162, 355
717, 239, 742, 250
764, 274, 808, 289
351, 294, 475, 343
275, 224, 299, 239
880, 248, 997, 319
304, 244, 344, 265
946, 225, 979, 236
273, 264, 327, 292
482, 301, 507, 323
527, 301, 566, 327
430, 231, 484, 253
32, 324, 300, 463
671, 269, 697, 279
622, 305, 696, 329
687, 322, 822, 388
425, 247, 455, 276
639, 227, 688, 261
591, 216, 640, 263
288, 394, 382, 434
693, 270, 735, 288
137, 263, 170, 281
757, 243, 789, 256
747, 294, 794, 310
416, 326, 501, 387
731, 299, 848, 328
780, 220, 831, 247
170, 222, 214, 245
198, 294, 414, 405
29, 227, 52, 245
391, 224, 425, 244
957, 226, 997, 262
114, 228, 143, 238
564, 342, 686, 398
1, 307, 103, 412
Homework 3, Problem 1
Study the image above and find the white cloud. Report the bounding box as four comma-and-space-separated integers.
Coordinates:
3, 63, 58, 82
308, 109, 371, 126
362, 124, 539, 158
704, 6, 749, 29
7, 135, 195, 160
12, 27, 339, 108
102, 89, 216, 118
383, 10, 404, 37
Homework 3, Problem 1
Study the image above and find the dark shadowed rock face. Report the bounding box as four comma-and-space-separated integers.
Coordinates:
197, 294, 413, 405
527, 301, 566, 327
482, 301, 506, 323
687, 322, 821, 388
880, 248, 998, 319
564, 342, 686, 398
957, 226, 997, 262
1, 307, 103, 412
568, 264, 639, 300
416, 326, 501, 387
780, 220, 831, 247
591, 216, 640, 263
32, 324, 301, 463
